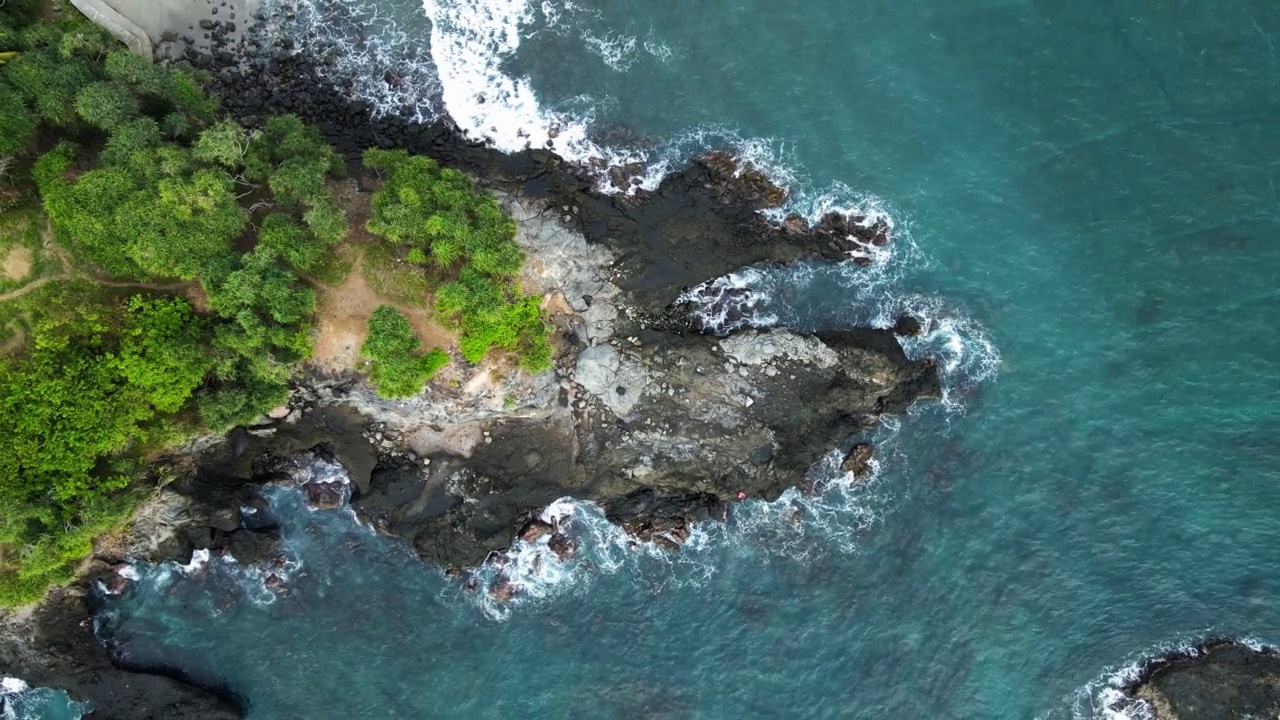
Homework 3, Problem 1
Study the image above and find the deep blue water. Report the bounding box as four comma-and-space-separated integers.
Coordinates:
32, 0, 1280, 718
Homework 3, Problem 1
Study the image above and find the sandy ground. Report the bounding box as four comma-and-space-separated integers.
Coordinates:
1, 245, 32, 282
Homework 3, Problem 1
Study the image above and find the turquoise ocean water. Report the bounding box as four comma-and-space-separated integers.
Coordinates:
25, 0, 1280, 717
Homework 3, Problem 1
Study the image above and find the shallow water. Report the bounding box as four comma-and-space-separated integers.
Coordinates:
1, 678, 88, 720
84, 0, 1280, 718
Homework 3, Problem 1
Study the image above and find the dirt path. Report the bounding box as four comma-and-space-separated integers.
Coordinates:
0, 274, 65, 303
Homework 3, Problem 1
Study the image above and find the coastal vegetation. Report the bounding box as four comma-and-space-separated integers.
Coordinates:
362, 148, 552, 371
0, 1, 550, 605
361, 305, 449, 398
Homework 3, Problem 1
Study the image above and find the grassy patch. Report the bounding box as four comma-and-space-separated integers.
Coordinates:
0, 206, 50, 293
360, 242, 433, 306
308, 241, 356, 286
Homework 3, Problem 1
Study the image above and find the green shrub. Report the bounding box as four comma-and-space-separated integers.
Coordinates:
435, 266, 551, 370
245, 115, 343, 202
74, 80, 139, 129
192, 119, 250, 168
100, 117, 162, 165
113, 295, 212, 413
37, 142, 246, 279
6, 49, 97, 126
0, 82, 36, 156
361, 305, 449, 398
258, 213, 326, 273
363, 147, 522, 275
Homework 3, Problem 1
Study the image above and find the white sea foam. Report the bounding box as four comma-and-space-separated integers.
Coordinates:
265, 0, 444, 123
581, 31, 638, 71
467, 497, 720, 620
177, 548, 211, 576
1059, 635, 1280, 720
419, 0, 649, 175
0, 679, 28, 695
676, 266, 780, 335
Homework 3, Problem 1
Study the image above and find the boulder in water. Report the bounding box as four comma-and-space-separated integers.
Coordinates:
518, 519, 554, 542
841, 443, 875, 477
547, 533, 575, 561
488, 580, 518, 603
1123, 639, 1280, 719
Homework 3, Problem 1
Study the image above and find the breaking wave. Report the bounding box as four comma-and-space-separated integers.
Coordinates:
1057, 635, 1278, 720
1, 679, 89, 720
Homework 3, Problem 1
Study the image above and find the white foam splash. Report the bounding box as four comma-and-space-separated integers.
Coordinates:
876, 293, 1002, 412
0, 679, 28, 695
676, 267, 779, 336
467, 497, 720, 620
177, 548, 211, 576
420, 0, 648, 174
1059, 636, 1280, 720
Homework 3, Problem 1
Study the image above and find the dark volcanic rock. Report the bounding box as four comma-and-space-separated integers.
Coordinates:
225, 528, 280, 565
1124, 640, 1280, 719
0, 588, 239, 719
841, 443, 875, 477
140, 21, 947, 573
892, 315, 923, 336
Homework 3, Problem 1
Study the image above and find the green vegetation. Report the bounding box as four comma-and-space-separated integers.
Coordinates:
360, 305, 449, 398
363, 148, 551, 372
435, 266, 551, 370
0, 3, 348, 605
0, 0, 551, 605
0, 284, 200, 605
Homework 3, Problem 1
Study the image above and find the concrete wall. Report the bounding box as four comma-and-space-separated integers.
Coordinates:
69, 0, 261, 60
68, 0, 153, 59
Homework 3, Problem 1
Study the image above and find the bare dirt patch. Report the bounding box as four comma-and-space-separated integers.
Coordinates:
311, 247, 454, 374
1, 244, 33, 282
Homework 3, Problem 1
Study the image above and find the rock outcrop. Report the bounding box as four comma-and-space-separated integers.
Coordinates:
1123, 640, 1280, 719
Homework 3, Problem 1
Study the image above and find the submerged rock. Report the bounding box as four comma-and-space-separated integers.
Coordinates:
1123, 639, 1280, 719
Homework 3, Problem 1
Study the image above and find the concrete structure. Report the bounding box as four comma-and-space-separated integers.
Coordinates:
69, 0, 260, 60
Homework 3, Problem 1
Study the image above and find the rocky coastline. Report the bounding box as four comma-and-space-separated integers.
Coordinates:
2, 12, 937, 719
1119, 639, 1280, 719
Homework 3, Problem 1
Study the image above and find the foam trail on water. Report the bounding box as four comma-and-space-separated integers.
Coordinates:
464, 497, 720, 621
1055, 635, 1279, 720
264, 0, 444, 122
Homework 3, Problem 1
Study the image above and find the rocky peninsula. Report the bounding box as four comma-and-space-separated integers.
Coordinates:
1120, 640, 1280, 720
0, 8, 939, 718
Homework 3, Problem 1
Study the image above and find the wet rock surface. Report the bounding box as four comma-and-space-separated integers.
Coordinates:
0, 588, 239, 720
2, 15, 943, 718
133, 16, 945, 570
1124, 640, 1280, 719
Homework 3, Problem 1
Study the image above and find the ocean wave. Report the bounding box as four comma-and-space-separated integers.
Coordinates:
460, 497, 721, 621
1057, 634, 1280, 720
1, 679, 89, 720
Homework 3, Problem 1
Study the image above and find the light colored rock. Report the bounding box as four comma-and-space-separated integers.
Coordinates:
574, 344, 650, 418
719, 330, 840, 368
498, 191, 623, 345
